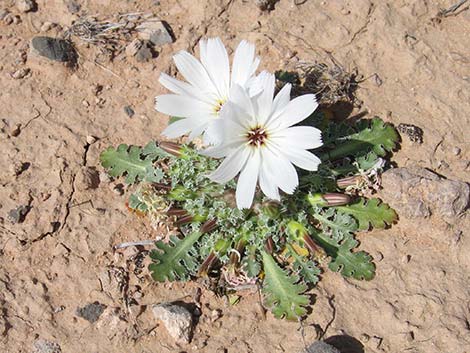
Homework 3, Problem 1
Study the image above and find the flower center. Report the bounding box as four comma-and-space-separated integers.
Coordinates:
213, 99, 226, 115
246, 126, 268, 147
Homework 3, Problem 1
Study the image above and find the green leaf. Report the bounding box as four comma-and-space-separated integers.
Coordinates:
261, 251, 309, 320
142, 141, 172, 160
337, 198, 397, 230
323, 117, 399, 160
310, 231, 375, 280
128, 193, 148, 212
242, 245, 261, 278
312, 208, 358, 241
286, 244, 320, 285
149, 232, 202, 282
100, 144, 164, 184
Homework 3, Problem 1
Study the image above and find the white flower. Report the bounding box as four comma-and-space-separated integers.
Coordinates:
155, 37, 260, 143
203, 72, 323, 209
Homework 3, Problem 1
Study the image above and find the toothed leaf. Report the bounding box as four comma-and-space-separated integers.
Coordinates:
100, 144, 164, 184
312, 208, 358, 241
310, 231, 375, 280
261, 251, 309, 320
337, 198, 397, 230
324, 117, 399, 160
149, 232, 202, 282
287, 245, 320, 285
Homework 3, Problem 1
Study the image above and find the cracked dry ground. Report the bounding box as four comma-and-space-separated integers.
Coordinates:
1, 1, 469, 352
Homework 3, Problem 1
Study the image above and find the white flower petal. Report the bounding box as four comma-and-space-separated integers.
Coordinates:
161, 117, 206, 139
236, 149, 260, 209
158, 73, 209, 103
253, 71, 275, 125
209, 146, 250, 184
269, 94, 318, 130
173, 51, 218, 96
282, 146, 322, 171
271, 83, 291, 115
231, 40, 260, 87
155, 94, 213, 118
273, 126, 323, 150
259, 156, 280, 201
187, 121, 209, 141
229, 84, 255, 122
200, 38, 230, 99
263, 146, 299, 194
201, 139, 242, 158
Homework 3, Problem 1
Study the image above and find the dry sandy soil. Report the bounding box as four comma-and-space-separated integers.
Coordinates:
1, 0, 469, 352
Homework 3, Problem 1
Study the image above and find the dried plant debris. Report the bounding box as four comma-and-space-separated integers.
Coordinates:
432, 0, 469, 23
64, 13, 172, 57
276, 59, 361, 106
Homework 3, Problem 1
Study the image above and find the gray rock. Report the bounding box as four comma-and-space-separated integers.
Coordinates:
65, 0, 80, 14
76, 302, 106, 323
16, 0, 36, 13
30, 36, 77, 63
136, 19, 173, 46
381, 167, 469, 220
32, 339, 62, 353
8, 205, 30, 224
304, 341, 340, 353
135, 42, 153, 62
153, 303, 194, 344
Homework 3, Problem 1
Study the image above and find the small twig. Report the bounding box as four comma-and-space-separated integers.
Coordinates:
114, 239, 158, 250
438, 0, 469, 17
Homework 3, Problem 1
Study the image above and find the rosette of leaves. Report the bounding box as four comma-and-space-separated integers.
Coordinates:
100, 115, 399, 320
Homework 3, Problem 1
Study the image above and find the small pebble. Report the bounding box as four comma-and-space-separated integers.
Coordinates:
40, 21, 55, 32
405, 331, 414, 342
16, 0, 36, 13
10, 123, 22, 137
86, 135, 97, 144
112, 183, 124, 195
11, 67, 30, 79
82, 99, 90, 107
124, 106, 135, 117
452, 146, 461, 156
360, 333, 370, 343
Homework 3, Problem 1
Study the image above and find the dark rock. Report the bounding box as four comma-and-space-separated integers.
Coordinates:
305, 341, 340, 353
8, 205, 30, 224
30, 36, 77, 63
65, 0, 81, 14
76, 302, 106, 323
124, 105, 135, 117
381, 167, 469, 220
255, 0, 279, 11
136, 19, 173, 46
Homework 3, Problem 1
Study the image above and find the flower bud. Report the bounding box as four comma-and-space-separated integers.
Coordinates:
260, 200, 281, 219
168, 186, 197, 201
166, 208, 188, 217
307, 193, 351, 207
201, 219, 218, 234
337, 175, 362, 189
159, 141, 183, 157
